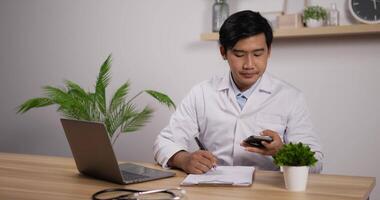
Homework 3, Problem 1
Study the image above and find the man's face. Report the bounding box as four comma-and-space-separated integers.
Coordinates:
221, 33, 271, 91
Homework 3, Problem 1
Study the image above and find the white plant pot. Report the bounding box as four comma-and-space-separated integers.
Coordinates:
283, 166, 309, 192
305, 19, 324, 28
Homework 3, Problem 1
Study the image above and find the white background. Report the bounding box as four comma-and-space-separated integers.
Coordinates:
0, 0, 379, 198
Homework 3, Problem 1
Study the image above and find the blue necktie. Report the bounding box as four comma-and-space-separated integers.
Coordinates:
236, 93, 247, 110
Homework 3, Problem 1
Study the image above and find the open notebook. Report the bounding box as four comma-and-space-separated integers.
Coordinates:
181, 166, 255, 186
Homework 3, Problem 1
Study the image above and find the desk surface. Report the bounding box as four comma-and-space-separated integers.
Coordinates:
0, 152, 375, 200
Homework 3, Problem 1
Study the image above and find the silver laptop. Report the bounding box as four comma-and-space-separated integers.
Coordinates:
60, 118, 175, 184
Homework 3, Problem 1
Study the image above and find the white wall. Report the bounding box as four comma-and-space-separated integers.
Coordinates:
0, 0, 379, 198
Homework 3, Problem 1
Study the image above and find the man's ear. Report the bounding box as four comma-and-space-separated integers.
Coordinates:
219, 46, 227, 60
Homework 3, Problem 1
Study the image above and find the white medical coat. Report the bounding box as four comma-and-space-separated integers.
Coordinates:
153, 72, 323, 173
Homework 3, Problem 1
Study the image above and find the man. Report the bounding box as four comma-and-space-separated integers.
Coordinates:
153, 10, 323, 174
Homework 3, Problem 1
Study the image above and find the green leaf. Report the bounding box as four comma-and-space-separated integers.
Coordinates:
122, 106, 153, 133
43, 86, 73, 108
145, 90, 176, 110
303, 6, 327, 21
273, 142, 318, 166
87, 93, 102, 121
65, 80, 91, 101
95, 54, 111, 116
109, 81, 130, 113
106, 103, 133, 137
65, 80, 95, 118
44, 86, 91, 120
17, 97, 54, 113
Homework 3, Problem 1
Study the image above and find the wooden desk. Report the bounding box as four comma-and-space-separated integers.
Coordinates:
0, 152, 375, 200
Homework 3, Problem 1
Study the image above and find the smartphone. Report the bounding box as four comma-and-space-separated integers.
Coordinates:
243, 135, 273, 148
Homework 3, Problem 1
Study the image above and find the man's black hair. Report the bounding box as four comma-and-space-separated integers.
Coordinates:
219, 10, 273, 50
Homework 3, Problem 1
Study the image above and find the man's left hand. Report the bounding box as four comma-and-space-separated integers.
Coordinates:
240, 130, 283, 156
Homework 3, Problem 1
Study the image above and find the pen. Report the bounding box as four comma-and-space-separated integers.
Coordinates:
195, 136, 207, 150
194, 137, 217, 169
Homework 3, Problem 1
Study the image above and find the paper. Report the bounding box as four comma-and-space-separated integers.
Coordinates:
180, 166, 255, 186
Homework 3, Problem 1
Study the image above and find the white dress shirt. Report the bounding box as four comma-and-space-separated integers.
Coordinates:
153, 72, 323, 173
229, 72, 260, 109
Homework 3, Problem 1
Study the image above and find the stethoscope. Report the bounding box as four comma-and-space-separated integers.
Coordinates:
92, 187, 186, 200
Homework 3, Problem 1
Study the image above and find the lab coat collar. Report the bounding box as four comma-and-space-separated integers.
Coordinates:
256, 73, 273, 95
217, 72, 273, 95
243, 72, 274, 114
216, 72, 274, 114
217, 73, 230, 91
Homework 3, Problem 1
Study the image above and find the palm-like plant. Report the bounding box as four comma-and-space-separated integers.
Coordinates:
17, 55, 176, 144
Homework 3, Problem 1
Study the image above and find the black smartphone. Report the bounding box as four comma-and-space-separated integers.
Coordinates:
243, 135, 273, 148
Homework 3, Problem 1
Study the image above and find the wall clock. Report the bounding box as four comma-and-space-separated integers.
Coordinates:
349, 0, 380, 24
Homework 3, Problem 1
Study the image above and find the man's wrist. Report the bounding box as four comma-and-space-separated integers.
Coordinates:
168, 150, 189, 170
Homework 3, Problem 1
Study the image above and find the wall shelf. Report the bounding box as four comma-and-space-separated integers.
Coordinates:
200, 24, 380, 40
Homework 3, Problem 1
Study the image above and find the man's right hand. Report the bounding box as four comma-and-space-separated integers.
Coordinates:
168, 150, 217, 174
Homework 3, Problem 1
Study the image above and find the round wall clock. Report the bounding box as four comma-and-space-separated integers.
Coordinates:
348, 0, 380, 24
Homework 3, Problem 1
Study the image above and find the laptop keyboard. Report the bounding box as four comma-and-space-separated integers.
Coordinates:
121, 170, 149, 182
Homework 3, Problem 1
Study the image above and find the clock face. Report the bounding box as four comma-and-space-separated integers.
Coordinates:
349, 0, 380, 24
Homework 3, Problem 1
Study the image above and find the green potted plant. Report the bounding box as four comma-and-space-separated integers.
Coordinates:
17, 55, 176, 144
273, 142, 318, 192
303, 5, 327, 28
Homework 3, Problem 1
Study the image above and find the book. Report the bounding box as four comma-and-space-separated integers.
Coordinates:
180, 166, 255, 186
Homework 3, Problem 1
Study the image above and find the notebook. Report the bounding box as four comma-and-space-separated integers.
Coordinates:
181, 166, 255, 186
60, 118, 175, 185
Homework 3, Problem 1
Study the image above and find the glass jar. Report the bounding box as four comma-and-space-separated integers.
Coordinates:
212, 0, 229, 32
328, 3, 339, 26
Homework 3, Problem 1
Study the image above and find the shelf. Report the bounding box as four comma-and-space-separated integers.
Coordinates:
200, 24, 380, 40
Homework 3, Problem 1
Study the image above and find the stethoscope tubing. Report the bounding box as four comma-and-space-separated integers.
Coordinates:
92, 187, 181, 200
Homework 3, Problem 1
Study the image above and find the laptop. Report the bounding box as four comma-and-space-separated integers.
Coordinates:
60, 118, 175, 184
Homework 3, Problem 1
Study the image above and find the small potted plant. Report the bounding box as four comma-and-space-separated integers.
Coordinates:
273, 142, 318, 192
303, 5, 327, 28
